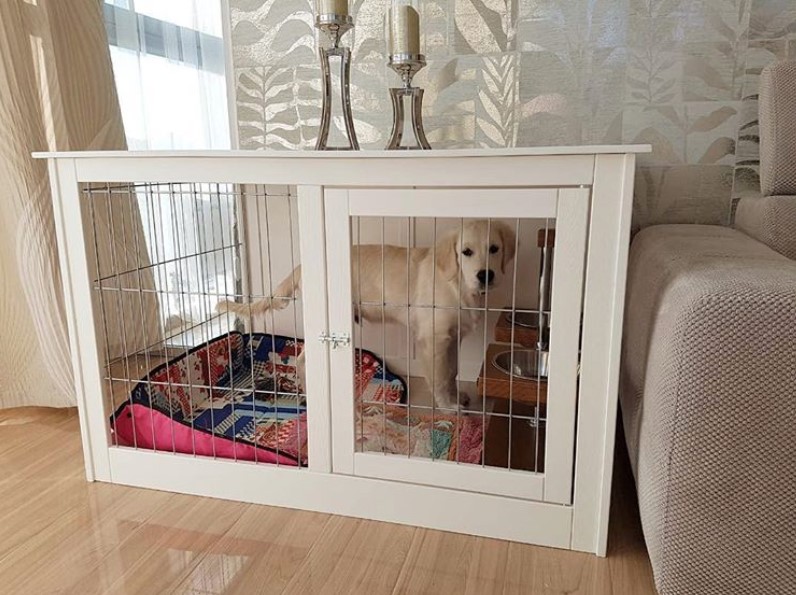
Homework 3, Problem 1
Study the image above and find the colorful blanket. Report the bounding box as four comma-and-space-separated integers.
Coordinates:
357, 402, 486, 464
112, 332, 485, 466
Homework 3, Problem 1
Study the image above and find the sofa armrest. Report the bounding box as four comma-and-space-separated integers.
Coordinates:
735, 195, 796, 260
620, 224, 796, 595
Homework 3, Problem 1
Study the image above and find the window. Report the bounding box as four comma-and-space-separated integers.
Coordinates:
104, 0, 231, 150
104, 0, 236, 345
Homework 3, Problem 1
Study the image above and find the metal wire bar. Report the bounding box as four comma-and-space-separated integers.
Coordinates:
507, 218, 522, 471
431, 218, 437, 460
350, 403, 545, 424
252, 186, 270, 464
85, 182, 186, 193
347, 301, 548, 314
480, 218, 491, 468
103, 377, 304, 399
218, 184, 239, 461
150, 183, 181, 455
219, 183, 239, 462
107, 182, 142, 452
172, 183, 198, 457
262, 187, 281, 465
92, 241, 242, 284
101, 309, 232, 370
162, 184, 192, 455
535, 217, 551, 472
189, 181, 213, 458
128, 182, 159, 453
380, 217, 387, 455
145, 182, 174, 450
92, 283, 295, 303
86, 183, 293, 200
238, 185, 260, 465
456, 217, 464, 464
287, 193, 304, 466
221, 187, 293, 198
405, 216, 411, 458
166, 182, 190, 455
95, 282, 554, 315
357, 216, 364, 453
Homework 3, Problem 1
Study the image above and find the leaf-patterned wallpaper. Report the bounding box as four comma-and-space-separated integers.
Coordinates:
230, 0, 796, 228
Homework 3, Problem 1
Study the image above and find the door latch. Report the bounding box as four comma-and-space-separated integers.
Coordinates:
318, 332, 351, 350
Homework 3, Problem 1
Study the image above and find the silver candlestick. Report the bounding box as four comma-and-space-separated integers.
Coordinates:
386, 53, 431, 150
315, 13, 359, 151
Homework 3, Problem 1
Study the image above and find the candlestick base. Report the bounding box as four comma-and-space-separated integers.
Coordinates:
386, 87, 431, 151
386, 53, 430, 150
315, 14, 358, 151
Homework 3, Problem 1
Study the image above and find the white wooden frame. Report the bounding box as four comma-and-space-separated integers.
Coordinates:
37, 146, 647, 555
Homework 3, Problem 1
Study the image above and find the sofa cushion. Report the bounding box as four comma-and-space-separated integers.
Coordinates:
734, 195, 796, 260
759, 60, 796, 196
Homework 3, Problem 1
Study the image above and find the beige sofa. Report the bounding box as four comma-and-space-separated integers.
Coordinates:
620, 61, 796, 594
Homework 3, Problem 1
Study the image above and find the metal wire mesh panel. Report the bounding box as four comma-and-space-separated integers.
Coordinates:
83, 182, 308, 467
350, 215, 560, 473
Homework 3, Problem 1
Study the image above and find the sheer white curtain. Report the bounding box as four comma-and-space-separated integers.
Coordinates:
103, 0, 235, 340
0, 0, 128, 409
104, 0, 231, 150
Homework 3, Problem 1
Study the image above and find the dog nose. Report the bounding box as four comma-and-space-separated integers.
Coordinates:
477, 269, 495, 285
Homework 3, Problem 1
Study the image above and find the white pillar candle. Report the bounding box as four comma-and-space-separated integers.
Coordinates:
317, 0, 348, 16
390, 5, 420, 55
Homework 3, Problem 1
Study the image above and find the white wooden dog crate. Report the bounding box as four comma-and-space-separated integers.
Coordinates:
38, 147, 647, 555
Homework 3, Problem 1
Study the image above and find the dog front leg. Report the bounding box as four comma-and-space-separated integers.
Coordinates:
419, 334, 463, 410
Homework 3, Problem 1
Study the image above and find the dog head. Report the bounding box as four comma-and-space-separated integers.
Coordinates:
436, 220, 517, 296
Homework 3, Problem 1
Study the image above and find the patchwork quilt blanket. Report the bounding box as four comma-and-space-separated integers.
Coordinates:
112, 332, 485, 466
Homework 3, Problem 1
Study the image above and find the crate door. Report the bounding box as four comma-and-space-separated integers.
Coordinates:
325, 187, 589, 504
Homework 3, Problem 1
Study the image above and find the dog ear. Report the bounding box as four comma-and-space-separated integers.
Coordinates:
498, 222, 517, 274
435, 230, 460, 282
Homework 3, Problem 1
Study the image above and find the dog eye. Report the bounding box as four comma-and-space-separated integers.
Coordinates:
489, 245, 499, 254
462, 248, 473, 257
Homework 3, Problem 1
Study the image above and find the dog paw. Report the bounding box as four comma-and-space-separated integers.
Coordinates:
460, 394, 486, 415
434, 394, 477, 414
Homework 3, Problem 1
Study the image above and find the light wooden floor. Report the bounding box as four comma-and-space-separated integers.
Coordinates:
0, 407, 657, 595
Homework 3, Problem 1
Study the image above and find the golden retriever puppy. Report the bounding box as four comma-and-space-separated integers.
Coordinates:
218, 220, 517, 409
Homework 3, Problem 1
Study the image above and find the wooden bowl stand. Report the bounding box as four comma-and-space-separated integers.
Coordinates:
476, 343, 547, 404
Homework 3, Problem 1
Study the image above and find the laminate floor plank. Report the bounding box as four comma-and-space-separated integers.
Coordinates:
0, 408, 657, 595
282, 516, 417, 595
173, 504, 331, 595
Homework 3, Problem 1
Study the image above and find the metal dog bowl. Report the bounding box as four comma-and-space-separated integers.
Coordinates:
505, 311, 549, 330
493, 349, 549, 380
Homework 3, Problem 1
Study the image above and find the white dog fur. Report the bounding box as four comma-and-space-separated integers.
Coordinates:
217, 220, 517, 410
